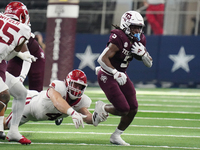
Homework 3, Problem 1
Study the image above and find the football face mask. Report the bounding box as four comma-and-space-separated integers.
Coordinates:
65, 69, 87, 100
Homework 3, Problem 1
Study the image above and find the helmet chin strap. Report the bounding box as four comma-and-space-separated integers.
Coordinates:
124, 28, 141, 41
124, 28, 131, 35
123, 26, 141, 41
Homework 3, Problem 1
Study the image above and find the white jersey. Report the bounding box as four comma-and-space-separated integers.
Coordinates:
6, 80, 92, 127
0, 13, 31, 61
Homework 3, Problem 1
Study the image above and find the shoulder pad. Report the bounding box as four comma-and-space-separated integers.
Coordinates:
19, 23, 31, 40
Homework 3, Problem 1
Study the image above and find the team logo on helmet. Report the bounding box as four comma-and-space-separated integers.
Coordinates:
123, 13, 132, 22
4, 1, 30, 26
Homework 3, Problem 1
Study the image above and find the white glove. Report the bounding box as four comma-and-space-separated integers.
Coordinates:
131, 42, 146, 56
67, 108, 87, 129
17, 52, 37, 63
112, 69, 127, 86
95, 66, 101, 75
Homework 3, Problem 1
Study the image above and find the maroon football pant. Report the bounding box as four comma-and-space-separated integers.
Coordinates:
7, 55, 45, 92
97, 70, 138, 112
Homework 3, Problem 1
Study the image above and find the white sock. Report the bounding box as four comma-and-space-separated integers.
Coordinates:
113, 128, 123, 136
10, 98, 25, 127
0, 116, 4, 131
110, 128, 130, 146
9, 125, 18, 133
7, 98, 25, 140
8, 81, 26, 132
7, 124, 22, 140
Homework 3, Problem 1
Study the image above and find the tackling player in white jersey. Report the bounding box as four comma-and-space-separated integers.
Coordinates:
4, 69, 108, 130
0, 2, 36, 144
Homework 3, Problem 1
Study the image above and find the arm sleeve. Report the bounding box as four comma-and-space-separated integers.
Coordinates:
97, 47, 115, 74
19, 51, 32, 79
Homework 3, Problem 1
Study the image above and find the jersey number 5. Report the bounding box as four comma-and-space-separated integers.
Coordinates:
0, 20, 20, 45
121, 55, 131, 68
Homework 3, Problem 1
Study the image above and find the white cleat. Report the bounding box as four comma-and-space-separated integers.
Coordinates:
110, 134, 130, 146
92, 101, 108, 126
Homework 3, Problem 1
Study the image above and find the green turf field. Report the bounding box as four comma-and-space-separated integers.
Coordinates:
1, 87, 200, 150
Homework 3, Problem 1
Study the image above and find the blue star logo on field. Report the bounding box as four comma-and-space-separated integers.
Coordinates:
168, 46, 195, 73
76, 45, 100, 70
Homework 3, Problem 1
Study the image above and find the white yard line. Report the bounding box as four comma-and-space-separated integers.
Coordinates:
89, 97, 200, 100
85, 89, 200, 96
138, 104, 200, 108
23, 122, 200, 129
3, 130, 200, 138
5, 108, 200, 114
135, 117, 200, 121
138, 110, 200, 114
138, 99, 200, 103
0, 142, 199, 149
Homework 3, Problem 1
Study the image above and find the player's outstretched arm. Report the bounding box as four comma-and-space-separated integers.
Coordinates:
47, 88, 86, 128
78, 107, 93, 124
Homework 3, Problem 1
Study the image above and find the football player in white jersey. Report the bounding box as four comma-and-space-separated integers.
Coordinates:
4, 69, 108, 130
0, 2, 36, 144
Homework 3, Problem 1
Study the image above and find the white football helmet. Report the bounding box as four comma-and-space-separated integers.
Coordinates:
120, 11, 144, 40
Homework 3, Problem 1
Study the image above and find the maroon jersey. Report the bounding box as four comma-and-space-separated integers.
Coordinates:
7, 36, 45, 92
107, 29, 146, 72
97, 29, 146, 112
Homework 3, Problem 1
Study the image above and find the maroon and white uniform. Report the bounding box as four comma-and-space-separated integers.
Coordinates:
5, 80, 91, 127
97, 29, 146, 112
0, 13, 31, 93
7, 34, 45, 92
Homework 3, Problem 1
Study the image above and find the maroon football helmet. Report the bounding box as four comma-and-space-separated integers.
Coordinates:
65, 69, 87, 100
4, 1, 30, 26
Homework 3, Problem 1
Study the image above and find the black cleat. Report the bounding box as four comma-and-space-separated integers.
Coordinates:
0, 131, 6, 140
55, 118, 63, 125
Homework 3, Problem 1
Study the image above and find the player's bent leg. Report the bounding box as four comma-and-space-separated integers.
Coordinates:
5, 74, 31, 144
118, 109, 138, 131
5, 109, 30, 130
110, 109, 137, 146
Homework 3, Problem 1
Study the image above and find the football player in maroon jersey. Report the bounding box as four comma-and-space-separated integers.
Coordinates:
6, 12, 45, 92
93, 11, 153, 146
7, 31, 45, 92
